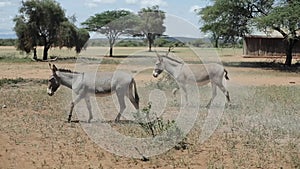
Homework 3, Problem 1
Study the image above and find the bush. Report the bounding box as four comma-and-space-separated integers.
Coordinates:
154, 38, 185, 47
133, 102, 189, 150
115, 40, 146, 47
0, 39, 17, 46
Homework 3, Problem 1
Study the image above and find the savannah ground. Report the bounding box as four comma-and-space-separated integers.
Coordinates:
0, 46, 299, 169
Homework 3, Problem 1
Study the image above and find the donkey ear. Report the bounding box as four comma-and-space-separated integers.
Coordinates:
155, 50, 163, 60
52, 64, 58, 72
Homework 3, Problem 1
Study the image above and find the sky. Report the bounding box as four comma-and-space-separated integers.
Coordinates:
0, 0, 211, 38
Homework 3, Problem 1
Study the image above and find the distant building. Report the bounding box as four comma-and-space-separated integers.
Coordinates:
243, 35, 300, 57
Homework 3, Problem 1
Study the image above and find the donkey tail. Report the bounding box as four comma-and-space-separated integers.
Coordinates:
224, 69, 229, 80
132, 79, 139, 108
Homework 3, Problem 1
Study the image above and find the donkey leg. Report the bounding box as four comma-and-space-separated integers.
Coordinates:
68, 94, 84, 123
127, 93, 139, 110
115, 90, 126, 122
84, 97, 93, 123
207, 83, 217, 108
127, 84, 139, 110
179, 85, 188, 106
218, 84, 230, 102
68, 102, 75, 123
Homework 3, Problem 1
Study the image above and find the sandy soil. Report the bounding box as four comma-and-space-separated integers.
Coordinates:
0, 56, 299, 86
0, 55, 299, 169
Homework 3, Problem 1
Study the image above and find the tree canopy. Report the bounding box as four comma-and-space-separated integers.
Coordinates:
137, 5, 166, 51
254, 0, 300, 66
82, 10, 138, 57
13, 0, 89, 60
198, 0, 300, 66
198, 0, 254, 47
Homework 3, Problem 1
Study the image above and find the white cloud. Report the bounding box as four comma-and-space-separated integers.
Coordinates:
125, 0, 138, 5
117, 8, 135, 13
189, 5, 201, 13
84, 0, 116, 8
0, 1, 12, 7
92, 0, 116, 3
140, 0, 167, 7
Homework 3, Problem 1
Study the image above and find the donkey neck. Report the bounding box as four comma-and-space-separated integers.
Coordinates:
163, 57, 183, 78
56, 71, 83, 89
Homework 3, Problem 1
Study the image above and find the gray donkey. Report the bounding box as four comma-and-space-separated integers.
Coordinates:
153, 51, 230, 107
47, 64, 139, 122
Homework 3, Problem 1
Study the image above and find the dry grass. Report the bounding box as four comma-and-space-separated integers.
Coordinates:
0, 46, 299, 168
0, 80, 299, 168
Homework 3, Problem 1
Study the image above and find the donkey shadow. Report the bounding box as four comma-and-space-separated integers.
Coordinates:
67, 119, 137, 125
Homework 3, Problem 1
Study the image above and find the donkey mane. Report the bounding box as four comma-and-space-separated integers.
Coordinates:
163, 55, 183, 64
58, 68, 80, 74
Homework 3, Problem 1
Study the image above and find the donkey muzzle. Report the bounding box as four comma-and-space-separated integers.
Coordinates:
153, 69, 163, 78
47, 88, 54, 96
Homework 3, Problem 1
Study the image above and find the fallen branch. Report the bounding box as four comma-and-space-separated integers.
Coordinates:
32, 57, 58, 62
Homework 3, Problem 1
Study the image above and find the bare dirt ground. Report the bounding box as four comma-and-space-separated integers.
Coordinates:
0, 53, 299, 169
0, 58, 299, 86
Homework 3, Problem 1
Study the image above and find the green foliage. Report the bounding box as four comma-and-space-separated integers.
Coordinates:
0, 57, 31, 63
115, 40, 146, 47
198, 0, 299, 66
13, 0, 89, 60
254, 1, 300, 66
198, 0, 254, 47
0, 39, 17, 46
137, 5, 166, 35
133, 102, 188, 150
137, 5, 166, 51
0, 78, 26, 87
133, 103, 174, 137
14, 0, 67, 59
75, 28, 90, 53
82, 10, 138, 34
0, 78, 47, 88
154, 37, 185, 47
56, 22, 90, 53
82, 10, 138, 56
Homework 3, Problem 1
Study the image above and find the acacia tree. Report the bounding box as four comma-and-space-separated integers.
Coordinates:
137, 5, 166, 52
198, 0, 300, 66
255, 0, 300, 66
199, 5, 228, 48
82, 10, 138, 57
13, 0, 89, 60
57, 21, 90, 53
199, 0, 253, 47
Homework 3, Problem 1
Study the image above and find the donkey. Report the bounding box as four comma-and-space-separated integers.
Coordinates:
47, 64, 139, 122
152, 51, 230, 107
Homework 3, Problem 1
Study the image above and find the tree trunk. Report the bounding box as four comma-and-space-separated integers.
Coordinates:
284, 39, 295, 66
214, 38, 219, 48
109, 46, 113, 57
33, 47, 37, 60
148, 40, 152, 52
212, 33, 219, 48
43, 45, 50, 60
285, 47, 293, 66
147, 33, 154, 52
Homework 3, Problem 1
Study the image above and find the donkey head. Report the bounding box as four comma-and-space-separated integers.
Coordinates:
153, 50, 169, 78
47, 64, 61, 96
153, 54, 163, 78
